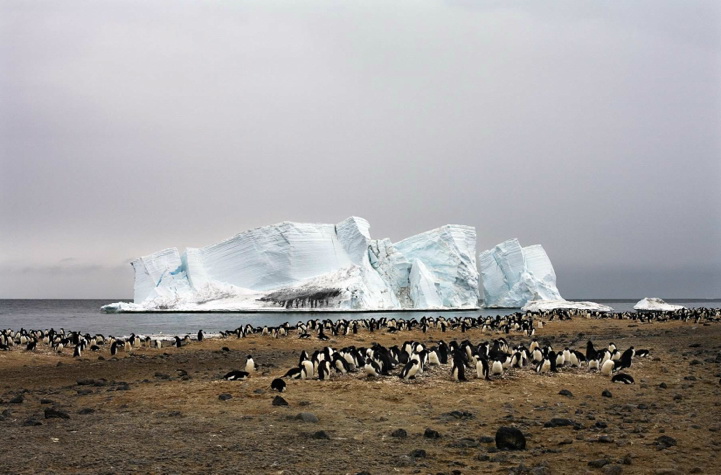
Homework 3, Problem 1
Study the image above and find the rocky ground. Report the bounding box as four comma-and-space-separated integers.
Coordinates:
1, 317, 720, 474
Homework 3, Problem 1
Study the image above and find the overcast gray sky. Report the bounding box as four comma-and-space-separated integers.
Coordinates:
1, 0, 720, 300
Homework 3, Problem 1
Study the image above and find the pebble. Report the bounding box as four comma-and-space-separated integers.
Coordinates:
655, 435, 677, 449
544, 418, 581, 429
311, 430, 330, 440
602, 390, 613, 398
588, 459, 611, 468
558, 389, 573, 397
296, 412, 319, 423
495, 426, 526, 450
602, 464, 624, 475
272, 396, 288, 406
391, 429, 407, 438
9, 394, 24, 404
409, 449, 427, 459
44, 407, 70, 419
424, 428, 441, 439
218, 394, 232, 401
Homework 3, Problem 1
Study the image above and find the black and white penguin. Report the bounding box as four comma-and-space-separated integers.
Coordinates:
110, 341, 118, 356
73, 345, 82, 358
451, 353, 467, 382
245, 355, 258, 373
26, 340, 37, 351
223, 370, 249, 381
271, 378, 287, 392
600, 359, 615, 376
535, 357, 551, 374
491, 359, 504, 377
611, 373, 635, 384
363, 358, 382, 377
399, 359, 420, 380
283, 367, 303, 379
476, 358, 490, 380
174, 336, 182, 348
197, 330, 204, 342
635, 349, 650, 358
615, 347, 634, 371
317, 360, 331, 380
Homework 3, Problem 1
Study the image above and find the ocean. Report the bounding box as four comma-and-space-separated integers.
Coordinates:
1, 299, 718, 338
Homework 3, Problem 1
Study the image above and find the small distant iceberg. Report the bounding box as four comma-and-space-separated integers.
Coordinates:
522, 299, 614, 313
633, 298, 684, 312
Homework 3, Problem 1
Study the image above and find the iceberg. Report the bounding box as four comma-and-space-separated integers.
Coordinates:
103, 217, 481, 312
479, 239, 563, 308
633, 298, 684, 312
522, 299, 614, 313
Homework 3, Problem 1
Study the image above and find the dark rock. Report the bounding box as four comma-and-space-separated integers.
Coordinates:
559, 389, 573, 397
40, 399, 53, 405
602, 464, 624, 475
9, 394, 24, 404
689, 468, 703, 474
391, 428, 407, 438
442, 410, 474, 420
23, 418, 42, 426
602, 390, 613, 398
690, 359, 702, 365
272, 396, 288, 406
491, 454, 509, 463
409, 449, 427, 458
658, 382, 667, 389
296, 412, 319, 423
449, 438, 479, 448
559, 439, 573, 445
424, 428, 441, 439
597, 435, 614, 443
78, 408, 95, 415
311, 430, 330, 440
684, 376, 697, 381
218, 393, 232, 401
154, 372, 170, 380
394, 455, 414, 467
76, 389, 93, 396
77, 379, 96, 386
621, 454, 633, 465
655, 435, 677, 449
221, 346, 230, 352
495, 426, 526, 450
479, 436, 495, 443
116, 383, 130, 391
44, 408, 70, 419
673, 394, 682, 401
595, 421, 608, 429
589, 459, 611, 468
544, 418, 581, 429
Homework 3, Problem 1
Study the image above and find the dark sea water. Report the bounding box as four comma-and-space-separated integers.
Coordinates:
0, 299, 718, 338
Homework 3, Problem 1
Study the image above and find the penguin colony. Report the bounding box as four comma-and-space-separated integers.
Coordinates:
274, 337, 648, 384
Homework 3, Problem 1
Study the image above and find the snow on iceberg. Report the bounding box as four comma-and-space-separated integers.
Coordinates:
103, 217, 480, 312
479, 239, 562, 308
633, 298, 684, 312
521, 299, 614, 313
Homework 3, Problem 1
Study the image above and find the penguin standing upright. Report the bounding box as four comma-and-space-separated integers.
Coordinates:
245, 355, 258, 373
110, 341, 118, 356
451, 352, 467, 382
197, 330, 204, 342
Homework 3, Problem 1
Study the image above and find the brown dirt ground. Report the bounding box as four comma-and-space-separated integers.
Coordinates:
1, 317, 720, 474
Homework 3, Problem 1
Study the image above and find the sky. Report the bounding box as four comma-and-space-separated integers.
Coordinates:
1, 0, 720, 300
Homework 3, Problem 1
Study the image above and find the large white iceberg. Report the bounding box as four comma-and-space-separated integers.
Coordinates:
103, 217, 481, 312
521, 299, 614, 313
633, 298, 684, 312
479, 239, 563, 308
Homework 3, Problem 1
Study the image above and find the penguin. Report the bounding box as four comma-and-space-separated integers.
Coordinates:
476, 358, 490, 380
271, 378, 287, 392
635, 349, 650, 358
491, 359, 504, 377
155, 339, 162, 349
223, 370, 249, 381
451, 353, 467, 382
110, 341, 118, 356
197, 329, 204, 342
73, 345, 82, 358
124, 340, 131, 352
245, 355, 258, 373
317, 360, 332, 380
399, 359, 420, 380
535, 357, 551, 374
600, 359, 615, 376
363, 358, 382, 377
283, 367, 303, 379
26, 340, 37, 351
611, 373, 635, 384
615, 347, 634, 371
300, 359, 314, 379
174, 336, 182, 348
